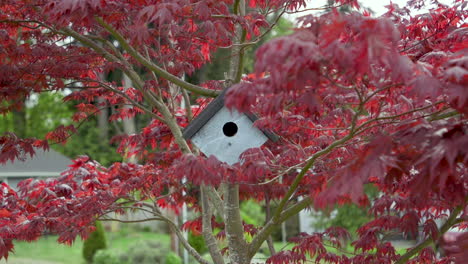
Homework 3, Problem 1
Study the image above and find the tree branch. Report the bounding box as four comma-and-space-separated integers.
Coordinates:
247, 197, 312, 258
98, 217, 162, 223
219, 8, 287, 50
95, 80, 166, 123
224, 183, 249, 263
201, 185, 225, 264
59, 27, 123, 68
355, 101, 445, 134
94, 17, 219, 97
145, 206, 211, 264
206, 186, 225, 219
265, 196, 276, 255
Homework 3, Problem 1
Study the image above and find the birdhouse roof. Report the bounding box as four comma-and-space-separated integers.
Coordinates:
182, 89, 278, 142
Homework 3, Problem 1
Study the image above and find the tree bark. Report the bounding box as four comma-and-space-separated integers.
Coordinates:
224, 1, 251, 263
265, 196, 276, 255
224, 184, 249, 264
201, 185, 225, 264
122, 74, 138, 163
96, 73, 109, 142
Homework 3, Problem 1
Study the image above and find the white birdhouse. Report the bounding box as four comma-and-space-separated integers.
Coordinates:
183, 90, 278, 165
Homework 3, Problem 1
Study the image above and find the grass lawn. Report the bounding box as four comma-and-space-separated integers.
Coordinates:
2, 230, 413, 264
2, 231, 171, 264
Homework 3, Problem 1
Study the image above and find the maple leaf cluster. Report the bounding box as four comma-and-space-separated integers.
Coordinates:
0, 0, 467, 263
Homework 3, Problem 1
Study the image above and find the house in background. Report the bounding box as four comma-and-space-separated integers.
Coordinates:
0, 148, 71, 189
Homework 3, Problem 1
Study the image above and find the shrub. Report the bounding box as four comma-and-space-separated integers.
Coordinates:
121, 240, 166, 264
165, 252, 182, 264
93, 249, 125, 264
188, 231, 207, 254
83, 221, 107, 263
240, 200, 265, 226
141, 226, 152, 232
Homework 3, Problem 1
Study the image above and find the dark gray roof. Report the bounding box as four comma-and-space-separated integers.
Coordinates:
182, 89, 279, 142
0, 148, 71, 177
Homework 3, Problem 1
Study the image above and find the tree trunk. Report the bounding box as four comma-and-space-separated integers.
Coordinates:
122, 74, 137, 163
224, 1, 251, 262
12, 100, 27, 138
224, 184, 250, 264
97, 73, 109, 142
96, 96, 109, 141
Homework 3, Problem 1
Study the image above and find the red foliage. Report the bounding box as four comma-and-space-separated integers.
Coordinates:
0, 0, 467, 263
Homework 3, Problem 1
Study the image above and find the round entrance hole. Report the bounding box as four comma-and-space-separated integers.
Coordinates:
223, 122, 238, 137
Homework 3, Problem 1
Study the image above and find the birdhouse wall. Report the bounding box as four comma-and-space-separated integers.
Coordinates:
191, 106, 268, 165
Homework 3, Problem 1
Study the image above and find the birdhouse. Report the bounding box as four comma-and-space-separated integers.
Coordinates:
183, 90, 278, 165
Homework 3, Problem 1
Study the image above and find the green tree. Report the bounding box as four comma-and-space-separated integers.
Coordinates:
82, 221, 107, 264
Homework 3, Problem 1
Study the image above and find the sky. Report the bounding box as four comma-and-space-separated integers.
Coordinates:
286, 0, 454, 20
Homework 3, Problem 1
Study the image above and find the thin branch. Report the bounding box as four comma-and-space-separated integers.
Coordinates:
112, 206, 156, 215
248, 196, 312, 258
59, 27, 123, 67
428, 110, 459, 121
355, 101, 445, 133
285, 0, 356, 14
323, 74, 356, 90
96, 80, 166, 123
151, 207, 211, 264
399, 16, 458, 53
47, 106, 109, 146
257, 163, 304, 186
88, 35, 131, 68
0, 19, 56, 33
94, 17, 219, 97
182, 88, 194, 122
220, 8, 287, 50
206, 186, 225, 219
60, 27, 161, 114
272, 126, 357, 220
98, 217, 162, 223
363, 83, 403, 104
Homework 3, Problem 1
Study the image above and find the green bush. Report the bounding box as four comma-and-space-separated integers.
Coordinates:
188, 231, 207, 254
121, 240, 166, 264
240, 200, 265, 226
93, 249, 125, 264
165, 252, 182, 264
312, 184, 379, 237
93, 240, 169, 264
83, 221, 107, 263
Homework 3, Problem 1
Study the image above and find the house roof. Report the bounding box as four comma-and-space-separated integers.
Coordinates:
0, 148, 71, 177
182, 89, 278, 142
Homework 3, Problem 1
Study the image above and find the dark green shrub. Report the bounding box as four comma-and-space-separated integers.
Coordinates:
121, 240, 166, 264
165, 252, 182, 264
188, 231, 207, 254
83, 221, 107, 263
141, 226, 152, 232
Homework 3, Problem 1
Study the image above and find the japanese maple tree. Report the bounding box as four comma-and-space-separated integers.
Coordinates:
1, 0, 467, 263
